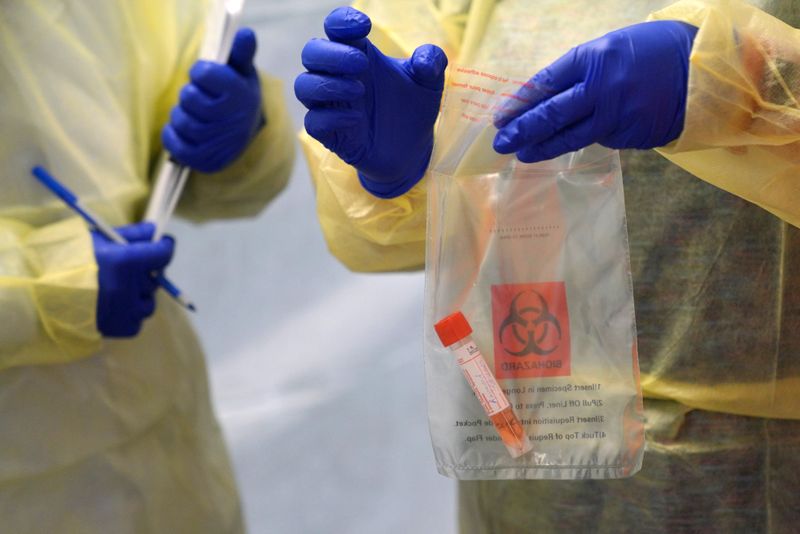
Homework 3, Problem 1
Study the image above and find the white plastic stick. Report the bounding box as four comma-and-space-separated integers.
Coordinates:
154, 167, 190, 241
143, 153, 173, 224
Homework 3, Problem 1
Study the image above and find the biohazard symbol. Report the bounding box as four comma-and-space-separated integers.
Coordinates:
498, 290, 562, 356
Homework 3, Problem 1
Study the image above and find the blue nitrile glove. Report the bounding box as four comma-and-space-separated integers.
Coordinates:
493, 21, 698, 163
295, 6, 448, 199
93, 223, 175, 337
162, 28, 264, 173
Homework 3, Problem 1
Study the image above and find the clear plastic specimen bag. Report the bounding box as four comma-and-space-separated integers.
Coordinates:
423, 67, 644, 480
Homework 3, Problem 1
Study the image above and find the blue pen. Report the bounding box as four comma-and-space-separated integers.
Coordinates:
31, 166, 196, 312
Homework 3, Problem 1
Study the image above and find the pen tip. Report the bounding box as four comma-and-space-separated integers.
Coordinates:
187, 303, 197, 313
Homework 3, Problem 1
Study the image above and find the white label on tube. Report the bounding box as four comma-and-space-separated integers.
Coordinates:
453, 341, 510, 416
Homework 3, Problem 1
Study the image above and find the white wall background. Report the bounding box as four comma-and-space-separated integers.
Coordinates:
168, 1, 457, 532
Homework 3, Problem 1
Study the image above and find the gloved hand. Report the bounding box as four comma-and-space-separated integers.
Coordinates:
295, 6, 448, 198
493, 21, 698, 163
93, 223, 175, 337
163, 27, 264, 174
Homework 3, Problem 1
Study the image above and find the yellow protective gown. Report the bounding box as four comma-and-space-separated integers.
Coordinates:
300, 0, 800, 531
0, 1, 294, 532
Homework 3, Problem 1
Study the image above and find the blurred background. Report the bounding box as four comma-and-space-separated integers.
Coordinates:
168, 1, 457, 533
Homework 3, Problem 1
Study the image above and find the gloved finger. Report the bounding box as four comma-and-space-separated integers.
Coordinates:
182, 135, 243, 174
301, 39, 368, 76
139, 294, 156, 319
120, 318, 143, 338
406, 44, 448, 91
515, 117, 596, 163
189, 61, 243, 99
294, 73, 364, 108
151, 235, 176, 271
162, 125, 197, 164
122, 304, 145, 333
493, 81, 559, 129
144, 274, 159, 296
115, 222, 156, 243
168, 106, 230, 144
493, 83, 593, 154
324, 7, 371, 48
303, 108, 362, 139
127, 235, 176, 271
303, 108, 363, 158
177, 83, 223, 121
493, 47, 585, 128
228, 27, 257, 77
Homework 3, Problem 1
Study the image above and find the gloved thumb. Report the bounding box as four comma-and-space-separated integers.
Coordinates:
407, 44, 448, 91
324, 7, 371, 49
116, 222, 156, 243
228, 27, 257, 77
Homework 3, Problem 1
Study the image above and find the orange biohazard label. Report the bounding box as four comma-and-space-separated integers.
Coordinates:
491, 282, 571, 378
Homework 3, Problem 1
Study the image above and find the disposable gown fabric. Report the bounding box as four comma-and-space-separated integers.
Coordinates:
299, 0, 800, 530
0, 1, 294, 532
652, 0, 800, 229
459, 398, 800, 533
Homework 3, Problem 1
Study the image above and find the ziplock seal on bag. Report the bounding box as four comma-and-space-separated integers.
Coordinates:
423, 66, 645, 480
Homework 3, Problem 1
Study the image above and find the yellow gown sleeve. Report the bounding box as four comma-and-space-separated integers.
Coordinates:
302, 133, 429, 272
0, 217, 100, 370
301, 0, 474, 272
649, 0, 800, 227
176, 73, 296, 222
